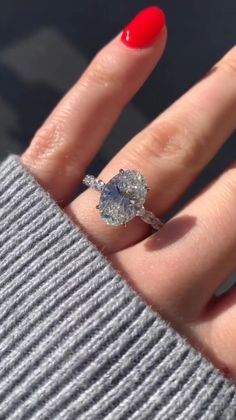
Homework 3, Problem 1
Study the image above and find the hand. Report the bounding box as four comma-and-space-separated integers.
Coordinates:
22, 7, 236, 380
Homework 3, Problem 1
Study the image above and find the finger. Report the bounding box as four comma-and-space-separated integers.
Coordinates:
22, 7, 167, 204
69, 46, 236, 252
190, 285, 236, 379
110, 162, 236, 322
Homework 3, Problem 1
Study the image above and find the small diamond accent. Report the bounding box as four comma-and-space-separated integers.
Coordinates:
136, 207, 164, 230
83, 175, 105, 192
99, 170, 148, 226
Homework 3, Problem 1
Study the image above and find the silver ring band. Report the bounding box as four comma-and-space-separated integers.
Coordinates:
82, 169, 164, 231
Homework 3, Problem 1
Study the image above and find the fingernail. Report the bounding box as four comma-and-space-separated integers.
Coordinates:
121, 6, 166, 49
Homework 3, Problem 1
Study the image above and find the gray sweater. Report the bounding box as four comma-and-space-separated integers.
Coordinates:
0, 155, 236, 420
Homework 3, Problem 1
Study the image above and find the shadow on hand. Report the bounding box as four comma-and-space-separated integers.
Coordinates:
144, 215, 196, 252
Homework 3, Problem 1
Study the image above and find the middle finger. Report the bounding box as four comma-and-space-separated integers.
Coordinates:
68, 46, 236, 253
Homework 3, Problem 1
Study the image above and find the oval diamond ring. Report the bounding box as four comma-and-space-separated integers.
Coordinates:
82, 169, 164, 230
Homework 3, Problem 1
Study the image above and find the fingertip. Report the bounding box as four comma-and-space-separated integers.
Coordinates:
120, 6, 167, 49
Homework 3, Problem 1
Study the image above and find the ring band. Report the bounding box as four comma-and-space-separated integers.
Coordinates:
82, 169, 164, 231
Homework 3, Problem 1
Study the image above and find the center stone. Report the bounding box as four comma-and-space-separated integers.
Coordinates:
99, 170, 148, 226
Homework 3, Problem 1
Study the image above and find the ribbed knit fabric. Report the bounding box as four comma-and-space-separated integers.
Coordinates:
0, 155, 236, 420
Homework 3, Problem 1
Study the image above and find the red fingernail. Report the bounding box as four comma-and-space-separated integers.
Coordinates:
121, 6, 166, 49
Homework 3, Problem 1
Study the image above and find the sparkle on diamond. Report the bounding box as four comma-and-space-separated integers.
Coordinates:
99, 170, 148, 226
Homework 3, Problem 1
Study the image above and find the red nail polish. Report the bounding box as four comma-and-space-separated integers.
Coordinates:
121, 6, 166, 49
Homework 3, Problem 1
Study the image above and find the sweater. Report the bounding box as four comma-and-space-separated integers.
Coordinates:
0, 154, 236, 420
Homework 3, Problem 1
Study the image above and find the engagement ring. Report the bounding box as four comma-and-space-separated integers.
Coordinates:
83, 169, 164, 230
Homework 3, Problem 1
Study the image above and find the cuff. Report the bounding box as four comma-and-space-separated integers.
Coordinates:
0, 155, 235, 420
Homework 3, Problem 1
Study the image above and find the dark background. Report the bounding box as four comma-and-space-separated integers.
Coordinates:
0, 0, 235, 284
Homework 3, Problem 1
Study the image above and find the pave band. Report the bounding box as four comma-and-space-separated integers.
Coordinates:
82, 170, 164, 231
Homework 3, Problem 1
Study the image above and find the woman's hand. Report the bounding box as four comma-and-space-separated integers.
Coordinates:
22, 7, 236, 380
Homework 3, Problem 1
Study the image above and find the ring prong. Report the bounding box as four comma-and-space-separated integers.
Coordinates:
119, 169, 124, 174
96, 204, 100, 210
146, 186, 150, 191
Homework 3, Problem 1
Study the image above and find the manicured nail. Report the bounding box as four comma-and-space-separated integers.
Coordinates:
121, 6, 166, 49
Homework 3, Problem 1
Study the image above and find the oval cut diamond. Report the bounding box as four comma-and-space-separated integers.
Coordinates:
99, 170, 148, 226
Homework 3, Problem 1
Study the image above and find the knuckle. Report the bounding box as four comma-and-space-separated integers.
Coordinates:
136, 118, 205, 172
136, 121, 178, 165
82, 50, 120, 89
24, 118, 66, 161
214, 45, 236, 76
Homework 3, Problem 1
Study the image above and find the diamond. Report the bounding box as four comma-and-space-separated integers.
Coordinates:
83, 175, 105, 192
99, 170, 148, 226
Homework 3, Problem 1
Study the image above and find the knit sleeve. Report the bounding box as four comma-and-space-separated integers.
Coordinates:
0, 155, 235, 420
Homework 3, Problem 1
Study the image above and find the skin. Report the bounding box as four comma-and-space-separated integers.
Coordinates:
22, 26, 236, 380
